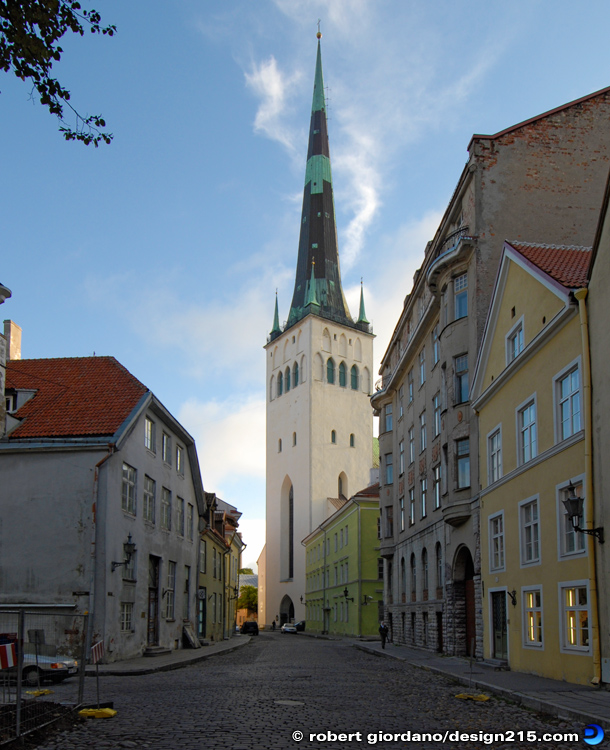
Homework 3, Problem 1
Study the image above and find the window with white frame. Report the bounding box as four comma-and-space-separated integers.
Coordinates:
456, 437, 470, 489
523, 588, 543, 647
177, 497, 185, 536
176, 445, 184, 475
398, 385, 404, 418
385, 453, 393, 485
121, 463, 136, 515
420, 411, 427, 452
408, 369, 414, 403
145, 417, 156, 452
345, 525, 348, 545
161, 487, 171, 530
385, 404, 393, 432
408, 426, 415, 464
187, 503, 194, 540
454, 354, 468, 404
518, 398, 537, 464
399, 440, 405, 475
420, 477, 427, 518
419, 348, 426, 386
399, 496, 405, 532
520, 497, 540, 565
432, 324, 440, 366
165, 561, 176, 619
561, 583, 590, 651
507, 320, 524, 364
558, 480, 586, 557
489, 513, 505, 572
120, 602, 133, 631
556, 365, 581, 440
433, 465, 441, 510
433, 392, 441, 437
409, 487, 415, 526
143, 475, 155, 524
454, 273, 468, 319
488, 428, 502, 485
162, 432, 172, 464
199, 541, 206, 573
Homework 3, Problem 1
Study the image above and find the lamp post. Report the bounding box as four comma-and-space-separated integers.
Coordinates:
111, 533, 137, 571
562, 481, 604, 543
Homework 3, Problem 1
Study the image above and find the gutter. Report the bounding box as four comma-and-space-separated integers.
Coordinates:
574, 288, 601, 685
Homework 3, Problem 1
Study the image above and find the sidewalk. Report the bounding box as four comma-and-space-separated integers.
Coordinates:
85, 634, 251, 676
353, 640, 610, 730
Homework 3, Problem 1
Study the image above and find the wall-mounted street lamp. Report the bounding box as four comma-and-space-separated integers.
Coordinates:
343, 587, 354, 603
362, 595, 373, 606
111, 533, 137, 572
507, 590, 517, 607
562, 481, 604, 543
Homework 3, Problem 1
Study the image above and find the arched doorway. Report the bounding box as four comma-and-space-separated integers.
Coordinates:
452, 546, 475, 657
279, 595, 294, 626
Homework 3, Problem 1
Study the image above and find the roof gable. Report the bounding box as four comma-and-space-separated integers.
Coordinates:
471, 243, 590, 401
6, 356, 148, 440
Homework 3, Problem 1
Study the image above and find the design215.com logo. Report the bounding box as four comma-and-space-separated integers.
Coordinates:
583, 724, 605, 746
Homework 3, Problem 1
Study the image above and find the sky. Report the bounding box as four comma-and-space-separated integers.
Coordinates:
3, 0, 610, 570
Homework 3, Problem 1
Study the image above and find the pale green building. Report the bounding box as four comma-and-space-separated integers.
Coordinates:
303, 483, 381, 636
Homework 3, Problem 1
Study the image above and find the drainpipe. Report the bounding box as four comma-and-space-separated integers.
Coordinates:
87, 446, 115, 661
357, 501, 362, 637
322, 528, 327, 633
574, 288, 601, 685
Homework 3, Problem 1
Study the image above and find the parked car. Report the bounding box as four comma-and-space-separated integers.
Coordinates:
22, 653, 77, 685
280, 623, 297, 634
294, 621, 306, 632
240, 621, 259, 636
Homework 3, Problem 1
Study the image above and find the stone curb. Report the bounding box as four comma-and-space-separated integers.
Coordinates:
84, 636, 251, 677
353, 643, 610, 731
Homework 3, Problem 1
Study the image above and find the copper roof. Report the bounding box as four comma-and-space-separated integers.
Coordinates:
508, 242, 592, 289
6, 356, 148, 440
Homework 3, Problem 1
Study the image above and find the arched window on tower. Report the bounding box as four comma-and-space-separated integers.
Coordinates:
350, 433, 355, 447
277, 371, 283, 397
270, 375, 275, 401
331, 429, 336, 444
327, 358, 335, 384
285, 366, 291, 392
293, 361, 299, 387
351, 365, 359, 390
339, 361, 347, 387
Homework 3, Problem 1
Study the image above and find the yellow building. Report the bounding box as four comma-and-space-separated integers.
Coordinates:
303, 483, 381, 637
472, 241, 596, 684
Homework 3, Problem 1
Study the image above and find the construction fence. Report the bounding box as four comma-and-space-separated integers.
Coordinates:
0, 609, 88, 744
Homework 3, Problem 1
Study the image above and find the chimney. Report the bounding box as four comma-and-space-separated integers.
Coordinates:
3, 320, 22, 361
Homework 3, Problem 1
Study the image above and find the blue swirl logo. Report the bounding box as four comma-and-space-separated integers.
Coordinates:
583, 724, 605, 746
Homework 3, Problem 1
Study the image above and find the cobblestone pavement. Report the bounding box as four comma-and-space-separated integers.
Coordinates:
36, 634, 585, 750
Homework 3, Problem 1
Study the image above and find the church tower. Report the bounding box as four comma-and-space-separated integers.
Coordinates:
262, 33, 374, 627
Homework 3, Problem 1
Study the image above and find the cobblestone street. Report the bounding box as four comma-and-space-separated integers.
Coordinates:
36, 634, 584, 750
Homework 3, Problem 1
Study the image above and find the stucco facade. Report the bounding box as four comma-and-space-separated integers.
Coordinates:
1, 355, 241, 662
303, 484, 381, 636
371, 86, 610, 659
473, 242, 593, 684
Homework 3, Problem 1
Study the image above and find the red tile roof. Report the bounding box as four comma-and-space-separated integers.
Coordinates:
6, 356, 148, 440
508, 242, 592, 289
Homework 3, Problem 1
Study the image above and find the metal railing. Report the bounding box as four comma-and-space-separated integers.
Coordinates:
0, 609, 88, 744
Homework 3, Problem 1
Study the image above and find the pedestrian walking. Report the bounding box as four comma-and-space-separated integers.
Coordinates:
379, 621, 389, 649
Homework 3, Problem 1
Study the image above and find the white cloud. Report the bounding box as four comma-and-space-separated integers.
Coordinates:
245, 56, 303, 154
178, 395, 266, 491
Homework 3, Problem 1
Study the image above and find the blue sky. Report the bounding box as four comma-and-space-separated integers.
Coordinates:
3, 0, 610, 569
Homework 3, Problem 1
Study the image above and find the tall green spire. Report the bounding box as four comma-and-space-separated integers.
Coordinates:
270, 292, 281, 336
285, 33, 354, 330
357, 280, 369, 325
